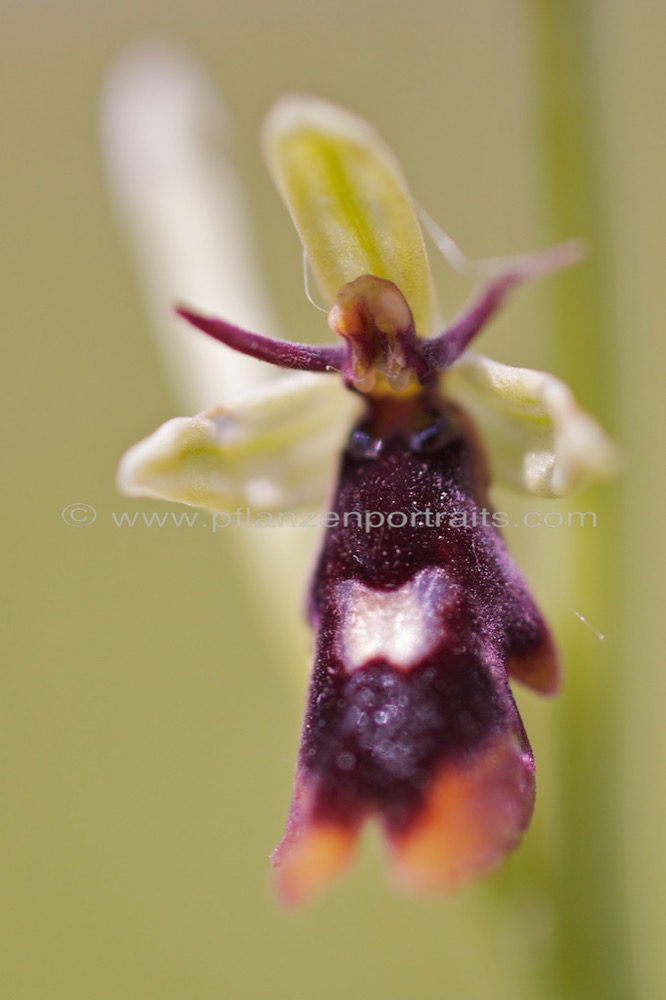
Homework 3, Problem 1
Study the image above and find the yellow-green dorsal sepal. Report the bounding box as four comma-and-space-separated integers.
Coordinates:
262, 95, 439, 338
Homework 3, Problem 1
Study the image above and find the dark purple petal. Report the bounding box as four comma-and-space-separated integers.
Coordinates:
421, 273, 521, 371
176, 307, 345, 372
422, 240, 584, 371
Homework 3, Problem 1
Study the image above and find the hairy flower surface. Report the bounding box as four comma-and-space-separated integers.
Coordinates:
118, 96, 616, 905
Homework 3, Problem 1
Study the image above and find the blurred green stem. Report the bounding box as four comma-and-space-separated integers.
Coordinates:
527, 2, 632, 997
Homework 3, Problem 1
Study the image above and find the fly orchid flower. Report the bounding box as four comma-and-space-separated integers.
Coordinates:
118, 96, 616, 905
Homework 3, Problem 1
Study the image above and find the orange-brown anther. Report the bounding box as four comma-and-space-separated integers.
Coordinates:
328, 275, 423, 395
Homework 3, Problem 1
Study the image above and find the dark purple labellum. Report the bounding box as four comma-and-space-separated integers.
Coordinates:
271, 393, 558, 903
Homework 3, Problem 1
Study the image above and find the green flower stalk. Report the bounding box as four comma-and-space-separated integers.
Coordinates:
527, 2, 632, 996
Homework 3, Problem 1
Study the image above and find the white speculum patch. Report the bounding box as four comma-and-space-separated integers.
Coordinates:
336, 568, 451, 673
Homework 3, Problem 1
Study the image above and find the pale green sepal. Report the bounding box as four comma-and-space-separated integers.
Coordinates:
117, 372, 362, 512
445, 354, 619, 497
262, 95, 439, 336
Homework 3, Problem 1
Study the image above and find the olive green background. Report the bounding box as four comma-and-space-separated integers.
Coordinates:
2, 2, 663, 998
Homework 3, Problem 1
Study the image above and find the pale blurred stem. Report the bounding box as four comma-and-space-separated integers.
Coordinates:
527, 2, 632, 998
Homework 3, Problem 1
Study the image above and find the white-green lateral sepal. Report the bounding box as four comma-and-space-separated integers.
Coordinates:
117, 372, 362, 512
444, 354, 619, 497
262, 95, 439, 337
